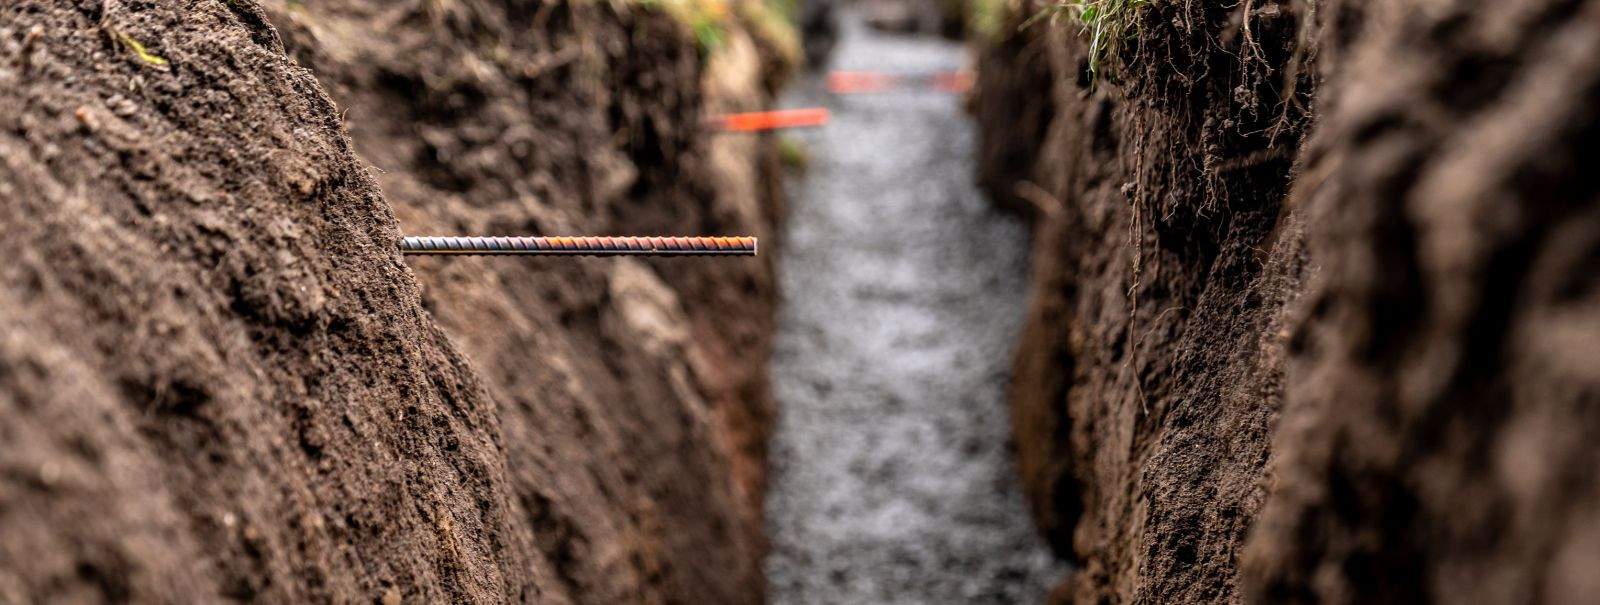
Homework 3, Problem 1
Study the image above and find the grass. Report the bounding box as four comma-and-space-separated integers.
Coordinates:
635, 0, 801, 66
965, 0, 1010, 41
777, 135, 808, 170
636, 0, 733, 52
1025, 0, 1149, 78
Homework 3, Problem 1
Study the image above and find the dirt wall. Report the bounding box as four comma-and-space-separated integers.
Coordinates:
1243, 1, 1600, 602
975, 0, 1600, 602
975, 1, 1313, 601
0, 1, 786, 603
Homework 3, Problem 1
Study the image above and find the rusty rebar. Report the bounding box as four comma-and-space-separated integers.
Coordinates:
400, 236, 757, 256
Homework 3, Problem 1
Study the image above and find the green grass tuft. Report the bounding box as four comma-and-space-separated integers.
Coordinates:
777, 135, 808, 170
964, 0, 1010, 40
636, 0, 733, 53
1026, 0, 1149, 78
634, 0, 800, 66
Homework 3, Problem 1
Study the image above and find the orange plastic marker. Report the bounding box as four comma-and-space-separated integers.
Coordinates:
827, 71, 898, 94
929, 71, 975, 93
827, 70, 974, 94
713, 108, 832, 132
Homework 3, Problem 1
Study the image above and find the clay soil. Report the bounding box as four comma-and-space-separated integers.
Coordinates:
0, 1, 785, 603
975, 0, 1600, 603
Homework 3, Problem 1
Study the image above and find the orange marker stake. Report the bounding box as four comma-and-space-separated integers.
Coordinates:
712, 108, 831, 133
827, 71, 898, 94
827, 70, 974, 94
929, 71, 975, 93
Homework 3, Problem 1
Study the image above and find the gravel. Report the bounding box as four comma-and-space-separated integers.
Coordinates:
764, 13, 1064, 605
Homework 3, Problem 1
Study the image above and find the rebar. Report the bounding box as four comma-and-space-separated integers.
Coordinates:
400, 236, 758, 257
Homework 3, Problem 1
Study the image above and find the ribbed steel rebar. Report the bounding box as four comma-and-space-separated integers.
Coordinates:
400, 236, 758, 257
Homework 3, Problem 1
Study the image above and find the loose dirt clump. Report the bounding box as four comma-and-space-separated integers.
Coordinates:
975, 0, 1600, 602
0, 0, 787, 603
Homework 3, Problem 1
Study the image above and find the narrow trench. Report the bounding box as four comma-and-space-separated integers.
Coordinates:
764, 12, 1063, 604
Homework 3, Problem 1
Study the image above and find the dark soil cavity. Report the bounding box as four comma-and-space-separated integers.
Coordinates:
974, 0, 1600, 603
764, 13, 1060, 604
0, 1, 785, 603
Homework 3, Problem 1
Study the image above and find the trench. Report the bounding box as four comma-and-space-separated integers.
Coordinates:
763, 12, 1062, 604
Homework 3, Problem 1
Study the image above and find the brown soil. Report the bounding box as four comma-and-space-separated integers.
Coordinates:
975, 0, 1600, 602
0, 0, 784, 603
975, 1, 1312, 601
263, 1, 789, 599
1244, 1, 1600, 602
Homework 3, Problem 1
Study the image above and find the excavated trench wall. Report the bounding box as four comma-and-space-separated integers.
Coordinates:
0, 1, 787, 603
975, 0, 1600, 603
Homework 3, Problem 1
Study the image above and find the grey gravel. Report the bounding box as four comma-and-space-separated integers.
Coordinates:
764, 13, 1064, 605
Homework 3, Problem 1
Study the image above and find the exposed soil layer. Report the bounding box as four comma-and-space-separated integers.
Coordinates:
1244, 2, 1600, 602
0, 1, 784, 603
975, 1, 1313, 601
262, 1, 790, 600
975, 0, 1600, 602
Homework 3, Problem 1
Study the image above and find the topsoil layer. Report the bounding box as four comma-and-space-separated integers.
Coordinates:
975, 0, 1600, 602
0, 1, 785, 603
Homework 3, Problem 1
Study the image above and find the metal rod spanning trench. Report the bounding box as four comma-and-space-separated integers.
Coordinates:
400, 236, 758, 257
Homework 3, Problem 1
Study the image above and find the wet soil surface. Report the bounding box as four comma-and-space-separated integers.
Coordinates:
764, 14, 1061, 604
